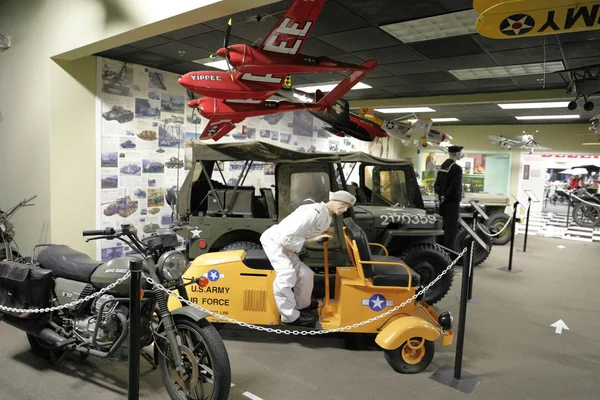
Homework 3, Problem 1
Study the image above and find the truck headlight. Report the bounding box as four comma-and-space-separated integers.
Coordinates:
438, 311, 453, 331
158, 251, 188, 281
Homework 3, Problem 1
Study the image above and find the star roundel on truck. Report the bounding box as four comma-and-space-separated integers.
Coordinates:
362, 294, 393, 312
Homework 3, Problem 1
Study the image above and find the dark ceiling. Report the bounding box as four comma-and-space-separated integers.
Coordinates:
95, 0, 600, 126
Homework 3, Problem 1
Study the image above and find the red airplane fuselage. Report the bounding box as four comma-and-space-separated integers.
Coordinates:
178, 71, 285, 100
220, 44, 368, 75
190, 97, 325, 120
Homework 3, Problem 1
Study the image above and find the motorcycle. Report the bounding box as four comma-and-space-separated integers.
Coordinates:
0, 195, 37, 261
0, 222, 231, 400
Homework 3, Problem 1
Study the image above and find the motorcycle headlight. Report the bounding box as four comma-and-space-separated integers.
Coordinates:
157, 251, 188, 281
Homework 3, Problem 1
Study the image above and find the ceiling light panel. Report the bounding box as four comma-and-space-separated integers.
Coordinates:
381, 9, 479, 43
191, 57, 230, 70
375, 107, 436, 113
295, 82, 371, 92
450, 62, 565, 80
515, 115, 580, 120
498, 102, 570, 109
407, 118, 460, 123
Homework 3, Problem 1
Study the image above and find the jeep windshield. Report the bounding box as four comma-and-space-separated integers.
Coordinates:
357, 165, 423, 209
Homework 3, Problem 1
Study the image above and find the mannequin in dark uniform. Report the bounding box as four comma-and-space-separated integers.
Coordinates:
434, 145, 464, 249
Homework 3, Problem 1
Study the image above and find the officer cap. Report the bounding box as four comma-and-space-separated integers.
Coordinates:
448, 145, 464, 153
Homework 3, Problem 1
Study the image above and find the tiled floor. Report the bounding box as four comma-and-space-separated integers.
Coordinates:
515, 212, 600, 242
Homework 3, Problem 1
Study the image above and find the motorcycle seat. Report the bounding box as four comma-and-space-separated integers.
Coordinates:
37, 245, 102, 283
242, 249, 274, 270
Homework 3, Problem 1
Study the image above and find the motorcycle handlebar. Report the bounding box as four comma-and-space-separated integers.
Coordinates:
82, 228, 115, 237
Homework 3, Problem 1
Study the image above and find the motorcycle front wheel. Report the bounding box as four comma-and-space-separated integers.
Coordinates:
157, 317, 231, 400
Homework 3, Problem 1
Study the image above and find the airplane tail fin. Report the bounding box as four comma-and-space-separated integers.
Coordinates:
316, 60, 378, 107
359, 107, 383, 125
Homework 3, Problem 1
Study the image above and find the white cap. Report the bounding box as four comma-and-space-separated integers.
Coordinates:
329, 190, 356, 206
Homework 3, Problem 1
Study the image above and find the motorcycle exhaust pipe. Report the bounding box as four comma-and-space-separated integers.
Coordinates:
2, 315, 70, 346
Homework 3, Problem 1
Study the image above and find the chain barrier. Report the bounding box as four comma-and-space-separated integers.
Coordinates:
0, 271, 132, 315
570, 193, 600, 208
143, 247, 468, 336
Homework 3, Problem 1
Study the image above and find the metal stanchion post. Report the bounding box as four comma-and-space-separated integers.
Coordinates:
429, 236, 483, 393
128, 259, 143, 400
467, 211, 477, 301
566, 191, 572, 228
518, 197, 533, 254
499, 200, 522, 273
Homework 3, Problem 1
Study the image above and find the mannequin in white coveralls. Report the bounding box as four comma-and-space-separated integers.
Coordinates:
260, 190, 356, 327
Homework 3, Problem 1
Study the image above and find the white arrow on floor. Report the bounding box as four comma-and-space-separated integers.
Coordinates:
550, 319, 569, 334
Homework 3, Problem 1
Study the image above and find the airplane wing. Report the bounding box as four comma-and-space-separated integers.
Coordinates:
488, 135, 519, 144
529, 145, 552, 151
200, 118, 244, 142
259, 0, 326, 56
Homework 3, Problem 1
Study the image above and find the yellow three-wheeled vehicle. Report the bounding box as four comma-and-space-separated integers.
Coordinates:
169, 218, 454, 373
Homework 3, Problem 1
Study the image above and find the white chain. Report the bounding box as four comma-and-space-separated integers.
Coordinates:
571, 193, 600, 208
478, 214, 513, 237
144, 247, 468, 336
0, 271, 132, 314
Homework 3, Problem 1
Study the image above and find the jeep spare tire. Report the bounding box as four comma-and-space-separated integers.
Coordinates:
485, 213, 511, 245
401, 243, 453, 305
454, 225, 492, 267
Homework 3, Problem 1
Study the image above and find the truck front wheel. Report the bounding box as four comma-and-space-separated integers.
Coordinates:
401, 243, 453, 305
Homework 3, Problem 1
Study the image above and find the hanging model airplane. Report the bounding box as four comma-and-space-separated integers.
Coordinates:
555, 64, 600, 111
208, 0, 374, 76
179, 0, 379, 141
488, 130, 551, 154
185, 62, 378, 141
359, 109, 453, 151
274, 86, 387, 141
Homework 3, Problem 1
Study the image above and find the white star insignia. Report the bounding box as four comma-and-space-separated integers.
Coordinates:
371, 296, 384, 310
502, 16, 532, 35
209, 271, 219, 280
190, 228, 202, 238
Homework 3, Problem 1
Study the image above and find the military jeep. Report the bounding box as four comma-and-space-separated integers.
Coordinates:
177, 141, 454, 305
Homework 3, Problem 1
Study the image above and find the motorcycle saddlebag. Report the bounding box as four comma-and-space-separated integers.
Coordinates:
0, 261, 53, 318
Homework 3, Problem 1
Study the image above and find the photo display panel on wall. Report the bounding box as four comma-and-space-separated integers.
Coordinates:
96, 57, 385, 261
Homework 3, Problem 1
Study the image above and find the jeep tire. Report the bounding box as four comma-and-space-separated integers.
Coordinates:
485, 212, 511, 245
401, 243, 453, 305
455, 224, 492, 267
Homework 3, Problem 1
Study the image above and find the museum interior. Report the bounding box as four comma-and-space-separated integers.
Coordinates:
1, 1, 600, 399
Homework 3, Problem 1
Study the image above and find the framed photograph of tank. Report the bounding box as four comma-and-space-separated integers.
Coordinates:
142, 160, 165, 173
148, 188, 165, 207
119, 137, 136, 149
160, 93, 185, 114
101, 60, 133, 97
148, 70, 167, 91
101, 152, 118, 168
135, 98, 160, 119
158, 124, 184, 147
101, 175, 118, 189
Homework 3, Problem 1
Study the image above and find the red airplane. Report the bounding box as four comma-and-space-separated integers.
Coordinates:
210, 0, 372, 75
187, 61, 379, 141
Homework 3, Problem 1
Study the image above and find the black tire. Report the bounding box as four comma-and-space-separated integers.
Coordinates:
157, 317, 231, 400
485, 213, 511, 246
383, 338, 435, 374
401, 243, 453, 305
455, 225, 492, 267
26, 333, 67, 366
220, 241, 261, 252
572, 202, 600, 228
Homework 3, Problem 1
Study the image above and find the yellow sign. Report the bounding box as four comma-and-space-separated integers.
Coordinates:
476, 0, 600, 39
